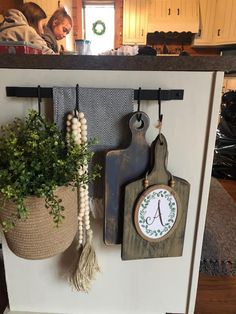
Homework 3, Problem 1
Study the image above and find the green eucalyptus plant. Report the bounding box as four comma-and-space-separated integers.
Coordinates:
0, 110, 100, 231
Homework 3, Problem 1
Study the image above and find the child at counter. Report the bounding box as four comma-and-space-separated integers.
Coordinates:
0, 2, 55, 54
42, 7, 72, 53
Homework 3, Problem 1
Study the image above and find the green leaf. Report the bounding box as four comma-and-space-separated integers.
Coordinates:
0, 110, 101, 230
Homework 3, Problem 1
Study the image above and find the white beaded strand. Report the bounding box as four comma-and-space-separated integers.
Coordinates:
67, 109, 100, 292
79, 114, 89, 245
66, 111, 90, 246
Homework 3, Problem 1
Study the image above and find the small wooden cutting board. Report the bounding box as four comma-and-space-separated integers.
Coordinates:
104, 111, 150, 245
122, 134, 190, 260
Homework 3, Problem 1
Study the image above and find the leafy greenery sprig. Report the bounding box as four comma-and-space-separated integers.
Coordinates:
0, 110, 100, 231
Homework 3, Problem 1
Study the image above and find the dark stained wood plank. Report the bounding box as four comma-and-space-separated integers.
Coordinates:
195, 179, 236, 313
195, 275, 236, 314
218, 179, 236, 202
104, 112, 150, 244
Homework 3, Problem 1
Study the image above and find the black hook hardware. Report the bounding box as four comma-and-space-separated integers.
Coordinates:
137, 87, 142, 121
158, 87, 163, 123
37, 85, 41, 116
157, 88, 164, 144
75, 83, 79, 114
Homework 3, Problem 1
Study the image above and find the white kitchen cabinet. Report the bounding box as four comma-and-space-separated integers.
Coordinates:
213, 0, 236, 45
223, 77, 236, 93
193, 0, 236, 46
193, 0, 216, 45
147, 0, 199, 33
123, 0, 148, 45
148, 0, 170, 33
0, 67, 224, 314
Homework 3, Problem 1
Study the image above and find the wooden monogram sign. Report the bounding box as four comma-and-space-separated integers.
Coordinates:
122, 134, 190, 260
134, 185, 182, 242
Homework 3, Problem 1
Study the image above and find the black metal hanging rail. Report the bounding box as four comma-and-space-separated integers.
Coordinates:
6, 87, 53, 98
6, 87, 184, 101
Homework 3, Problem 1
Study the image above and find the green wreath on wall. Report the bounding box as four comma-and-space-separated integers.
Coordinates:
92, 20, 106, 36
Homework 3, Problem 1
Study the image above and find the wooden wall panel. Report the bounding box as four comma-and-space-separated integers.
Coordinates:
72, 0, 82, 39
0, 0, 23, 15
114, 0, 123, 48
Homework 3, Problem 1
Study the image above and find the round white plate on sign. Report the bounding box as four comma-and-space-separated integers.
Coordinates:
134, 184, 182, 242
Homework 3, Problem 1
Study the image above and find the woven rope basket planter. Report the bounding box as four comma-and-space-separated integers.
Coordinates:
0, 186, 78, 260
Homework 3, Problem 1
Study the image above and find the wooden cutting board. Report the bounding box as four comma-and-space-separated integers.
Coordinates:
104, 111, 150, 245
122, 134, 190, 260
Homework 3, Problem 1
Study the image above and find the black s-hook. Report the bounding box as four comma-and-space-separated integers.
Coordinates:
74, 83, 80, 115
37, 85, 41, 116
158, 87, 163, 124
137, 87, 142, 121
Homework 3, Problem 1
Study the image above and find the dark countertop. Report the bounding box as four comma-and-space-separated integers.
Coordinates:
0, 55, 236, 73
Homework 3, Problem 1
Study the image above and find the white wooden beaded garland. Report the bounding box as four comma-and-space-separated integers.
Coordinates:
66, 110, 90, 246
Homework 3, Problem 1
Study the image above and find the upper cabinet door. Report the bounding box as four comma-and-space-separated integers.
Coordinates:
213, 0, 236, 44
148, 0, 168, 33
226, 1, 236, 44
169, 0, 199, 32
147, 0, 199, 33
123, 0, 148, 45
193, 0, 216, 45
193, 0, 236, 46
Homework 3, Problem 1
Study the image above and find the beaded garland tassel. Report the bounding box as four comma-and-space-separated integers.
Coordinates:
66, 110, 100, 292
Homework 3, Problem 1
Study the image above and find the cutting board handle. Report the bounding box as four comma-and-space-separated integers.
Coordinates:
148, 134, 170, 184
129, 111, 149, 137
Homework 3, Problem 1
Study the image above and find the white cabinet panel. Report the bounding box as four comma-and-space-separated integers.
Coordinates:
1, 68, 224, 314
193, 0, 236, 46
213, 0, 236, 44
147, 0, 199, 33
123, 0, 148, 45
193, 0, 216, 45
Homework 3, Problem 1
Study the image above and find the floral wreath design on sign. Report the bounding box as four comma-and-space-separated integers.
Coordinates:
134, 185, 182, 242
92, 20, 106, 36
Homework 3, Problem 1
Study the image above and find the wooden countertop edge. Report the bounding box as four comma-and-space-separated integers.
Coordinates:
0, 55, 236, 72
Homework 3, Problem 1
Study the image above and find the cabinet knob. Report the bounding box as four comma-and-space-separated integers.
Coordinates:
141, 29, 144, 36
177, 8, 180, 15
217, 29, 221, 36
168, 8, 171, 15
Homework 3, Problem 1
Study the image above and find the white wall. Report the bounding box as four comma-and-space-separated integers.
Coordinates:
0, 69, 224, 314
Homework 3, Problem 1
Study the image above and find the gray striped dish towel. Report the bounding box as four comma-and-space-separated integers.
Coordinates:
53, 87, 134, 218
53, 87, 134, 147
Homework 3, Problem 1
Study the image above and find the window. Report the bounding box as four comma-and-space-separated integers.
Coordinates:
83, 4, 115, 55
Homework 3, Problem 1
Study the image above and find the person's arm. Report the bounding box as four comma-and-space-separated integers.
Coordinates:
42, 26, 58, 53
36, 36, 56, 54
27, 27, 56, 54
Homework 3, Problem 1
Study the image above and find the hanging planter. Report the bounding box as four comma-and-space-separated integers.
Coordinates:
0, 110, 100, 260
0, 186, 77, 259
